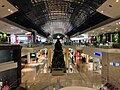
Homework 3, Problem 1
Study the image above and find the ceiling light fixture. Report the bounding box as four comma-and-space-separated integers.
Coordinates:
101, 27, 104, 30
101, 11, 104, 13
11, 27, 14, 29
119, 22, 120, 24
116, 0, 119, 2
8, 9, 11, 11
8, 9, 13, 13
57, 35, 60, 38
116, 23, 119, 25
109, 5, 112, 7
10, 10, 13, 13
108, 29, 111, 31
1, 5, 5, 7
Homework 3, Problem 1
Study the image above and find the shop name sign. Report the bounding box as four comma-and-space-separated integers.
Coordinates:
110, 62, 119, 66
94, 52, 102, 57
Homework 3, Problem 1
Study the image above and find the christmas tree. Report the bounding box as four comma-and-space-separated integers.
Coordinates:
52, 39, 65, 72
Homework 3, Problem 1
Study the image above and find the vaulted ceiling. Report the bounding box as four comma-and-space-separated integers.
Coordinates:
6, 0, 109, 37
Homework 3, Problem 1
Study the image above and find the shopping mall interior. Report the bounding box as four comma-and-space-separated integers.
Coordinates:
0, 0, 120, 90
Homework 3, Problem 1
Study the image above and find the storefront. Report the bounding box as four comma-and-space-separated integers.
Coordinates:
82, 48, 102, 74
68, 48, 76, 65
0, 45, 22, 89
10, 34, 33, 44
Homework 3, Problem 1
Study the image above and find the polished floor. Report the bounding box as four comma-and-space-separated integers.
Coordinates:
21, 59, 102, 90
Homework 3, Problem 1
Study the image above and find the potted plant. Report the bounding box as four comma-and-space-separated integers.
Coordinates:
113, 32, 120, 48
102, 34, 106, 45
96, 35, 101, 46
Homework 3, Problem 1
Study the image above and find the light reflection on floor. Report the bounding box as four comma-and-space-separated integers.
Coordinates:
60, 86, 96, 90
21, 61, 102, 90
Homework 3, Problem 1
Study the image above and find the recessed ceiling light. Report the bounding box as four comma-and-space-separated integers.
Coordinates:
11, 27, 14, 29
108, 29, 111, 31
10, 10, 13, 13
119, 22, 120, 24
116, 27, 118, 29
8, 9, 13, 13
116, 0, 119, 2
8, 9, 11, 11
1, 5, 5, 7
101, 27, 104, 30
109, 5, 112, 7
116, 23, 119, 25
101, 11, 104, 13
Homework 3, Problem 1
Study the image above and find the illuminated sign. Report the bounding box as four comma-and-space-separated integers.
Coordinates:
110, 62, 119, 66
94, 52, 102, 57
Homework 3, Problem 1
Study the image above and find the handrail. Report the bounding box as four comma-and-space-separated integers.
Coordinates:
28, 73, 52, 90
70, 63, 88, 87
70, 63, 93, 88
78, 72, 89, 87
109, 75, 120, 87
9, 78, 21, 89
82, 71, 95, 84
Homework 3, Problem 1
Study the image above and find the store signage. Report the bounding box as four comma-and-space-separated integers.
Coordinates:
110, 62, 119, 66
94, 52, 102, 57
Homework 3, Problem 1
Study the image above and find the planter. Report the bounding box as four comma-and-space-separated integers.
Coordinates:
113, 43, 120, 48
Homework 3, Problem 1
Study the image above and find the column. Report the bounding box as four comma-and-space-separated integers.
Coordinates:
65, 48, 69, 72
101, 52, 109, 84
27, 52, 31, 64
47, 48, 52, 67
86, 55, 89, 63
13, 46, 22, 85
110, 34, 113, 42
32, 32, 36, 43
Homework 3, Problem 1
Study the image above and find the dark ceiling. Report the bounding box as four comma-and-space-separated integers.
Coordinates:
6, 0, 109, 37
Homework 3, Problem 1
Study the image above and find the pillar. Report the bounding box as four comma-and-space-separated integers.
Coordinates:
47, 48, 52, 67
32, 32, 36, 43
27, 52, 31, 63
13, 46, 22, 85
86, 55, 89, 63
101, 52, 109, 84
110, 34, 113, 42
64, 48, 69, 72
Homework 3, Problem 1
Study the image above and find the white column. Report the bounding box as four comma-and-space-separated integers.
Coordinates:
86, 55, 89, 63
27, 52, 31, 63
110, 34, 113, 42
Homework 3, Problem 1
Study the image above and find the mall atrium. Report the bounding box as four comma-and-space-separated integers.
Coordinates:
0, 0, 120, 90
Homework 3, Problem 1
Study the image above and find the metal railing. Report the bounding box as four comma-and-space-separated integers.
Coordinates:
9, 78, 21, 90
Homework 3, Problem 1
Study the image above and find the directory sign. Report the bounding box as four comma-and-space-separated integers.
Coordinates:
94, 52, 102, 57
110, 62, 119, 66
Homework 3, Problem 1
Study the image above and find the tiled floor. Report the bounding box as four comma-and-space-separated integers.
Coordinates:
21, 61, 102, 90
